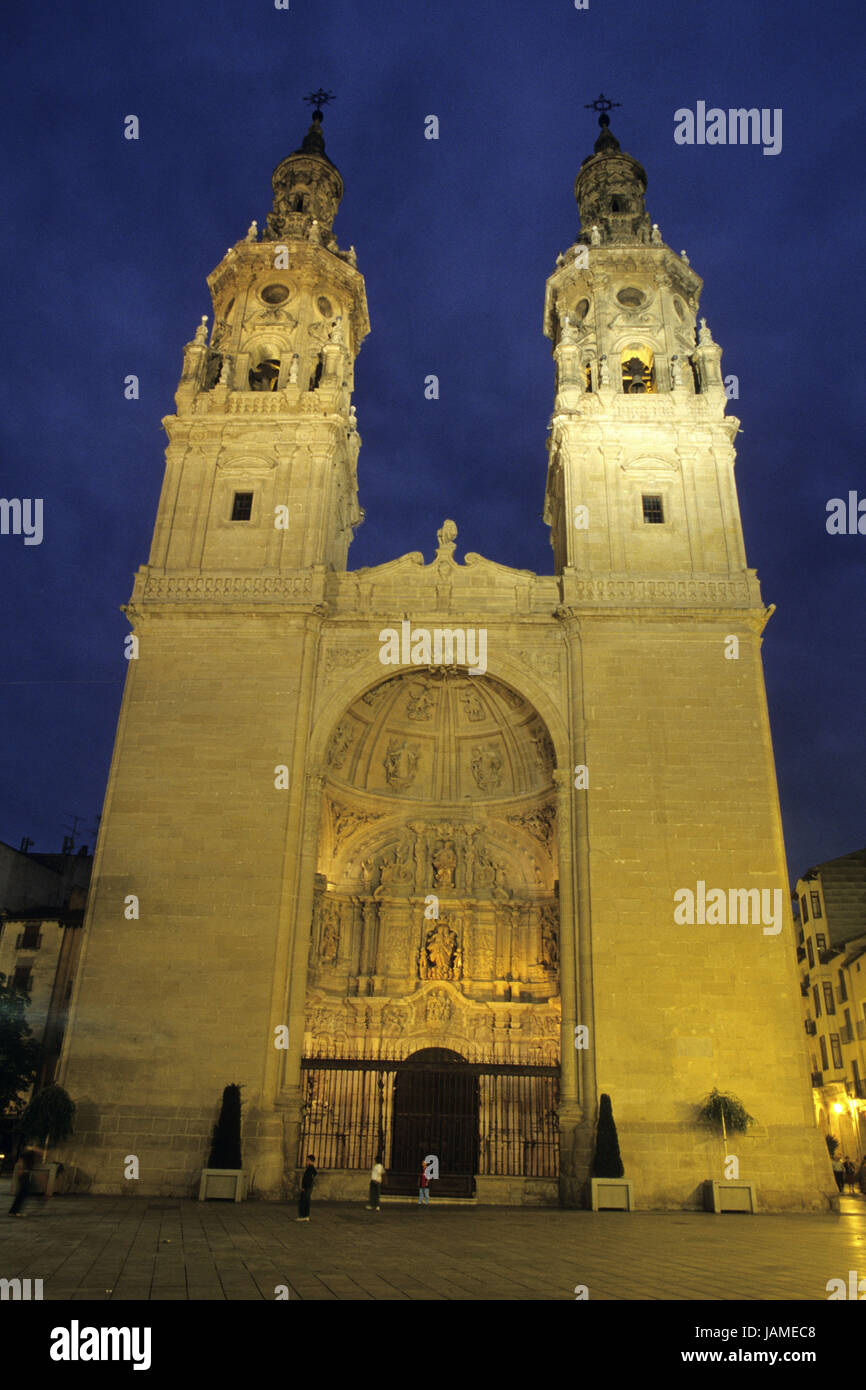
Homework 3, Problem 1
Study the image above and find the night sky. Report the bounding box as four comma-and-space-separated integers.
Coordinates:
1, 0, 863, 883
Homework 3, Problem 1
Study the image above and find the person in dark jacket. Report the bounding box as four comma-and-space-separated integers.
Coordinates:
8, 1144, 42, 1216
297, 1154, 317, 1221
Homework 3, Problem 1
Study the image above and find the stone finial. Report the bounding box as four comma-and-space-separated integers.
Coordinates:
246, 220, 258, 242
347, 246, 357, 267
698, 317, 714, 345
651, 222, 662, 244
435, 519, 458, 562
194, 316, 208, 344
309, 219, 322, 245
680, 248, 690, 265
590, 224, 602, 246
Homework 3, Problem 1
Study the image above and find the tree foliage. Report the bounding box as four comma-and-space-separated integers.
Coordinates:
0, 972, 42, 1115
19, 1083, 75, 1147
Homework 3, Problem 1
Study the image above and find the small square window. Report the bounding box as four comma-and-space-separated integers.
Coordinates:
642, 494, 664, 524
231, 492, 253, 521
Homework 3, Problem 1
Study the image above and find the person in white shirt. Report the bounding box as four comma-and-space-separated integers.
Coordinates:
367, 1156, 385, 1210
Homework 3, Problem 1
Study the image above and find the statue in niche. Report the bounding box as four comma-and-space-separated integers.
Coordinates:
419, 919, 460, 980
329, 316, 344, 344
432, 840, 457, 889
360, 859, 374, 892
473, 836, 496, 890
540, 907, 558, 972
383, 738, 419, 790
394, 829, 415, 884
320, 914, 339, 965
288, 354, 299, 384
471, 744, 503, 792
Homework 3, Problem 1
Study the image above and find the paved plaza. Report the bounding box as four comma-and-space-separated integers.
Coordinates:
1, 1190, 864, 1301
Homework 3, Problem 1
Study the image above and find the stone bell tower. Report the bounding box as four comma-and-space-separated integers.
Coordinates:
545, 102, 830, 1210
542, 104, 741, 581
55, 103, 371, 1199
151, 97, 369, 578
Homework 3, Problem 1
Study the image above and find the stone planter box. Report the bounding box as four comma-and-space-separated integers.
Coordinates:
705, 1179, 757, 1213
198, 1168, 247, 1201
590, 1177, 634, 1210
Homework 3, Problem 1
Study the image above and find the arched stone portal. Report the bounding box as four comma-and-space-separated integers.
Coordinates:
299, 669, 562, 1200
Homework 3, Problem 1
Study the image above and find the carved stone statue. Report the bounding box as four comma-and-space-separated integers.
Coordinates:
471, 744, 503, 791
246, 220, 258, 242
420, 919, 460, 980
540, 906, 558, 972
383, 738, 419, 790
194, 316, 208, 344
329, 316, 344, 345
407, 680, 435, 721
435, 519, 458, 562
288, 354, 299, 384
432, 840, 457, 889
590, 224, 601, 245
321, 914, 339, 965
327, 721, 355, 770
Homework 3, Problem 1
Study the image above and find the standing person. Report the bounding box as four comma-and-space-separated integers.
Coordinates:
831, 1154, 845, 1193
296, 1154, 316, 1222
418, 1161, 430, 1206
367, 1155, 384, 1210
843, 1157, 857, 1194
858, 1156, 866, 1196
7, 1144, 42, 1217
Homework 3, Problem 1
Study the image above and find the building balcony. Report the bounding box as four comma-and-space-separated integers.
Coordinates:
856, 1020, 866, 1041
796, 946, 807, 962
840, 1024, 854, 1045
811, 1071, 823, 1087
800, 979, 810, 996
15, 932, 42, 950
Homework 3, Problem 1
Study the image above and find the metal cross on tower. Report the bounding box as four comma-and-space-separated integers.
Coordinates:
304, 89, 336, 119
585, 93, 621, 127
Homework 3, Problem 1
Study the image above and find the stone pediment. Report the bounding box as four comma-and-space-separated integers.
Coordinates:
334, 520, 554, 616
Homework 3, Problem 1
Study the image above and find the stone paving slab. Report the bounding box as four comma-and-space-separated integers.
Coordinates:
1, 1194, 864, 1301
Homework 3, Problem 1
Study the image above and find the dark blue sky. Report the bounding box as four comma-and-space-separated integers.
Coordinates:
1, 0, 864, 881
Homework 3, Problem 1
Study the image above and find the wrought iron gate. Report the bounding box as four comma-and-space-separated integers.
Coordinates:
299, 1046, 559, 1194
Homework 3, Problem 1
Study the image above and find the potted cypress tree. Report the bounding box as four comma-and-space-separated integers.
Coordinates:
698, 1087, 758, 1213
17, 1083, 75, 1197
589, 1093, 633, 1210
198, 1084, 247, 1201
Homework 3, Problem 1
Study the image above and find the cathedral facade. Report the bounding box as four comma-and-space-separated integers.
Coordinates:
56, 106, 831, 1209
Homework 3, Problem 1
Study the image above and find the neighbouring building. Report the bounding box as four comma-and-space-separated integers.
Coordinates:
794, 847, 866, 1164
55, 104, 832, 1208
